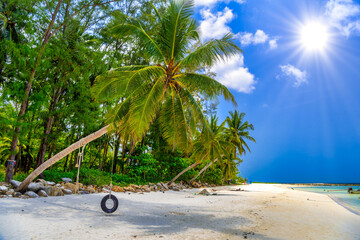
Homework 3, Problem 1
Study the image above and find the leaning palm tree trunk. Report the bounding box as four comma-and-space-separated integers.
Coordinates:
168, 161, 200, 185
189, 158, 218, 184
16, 125, 110, 192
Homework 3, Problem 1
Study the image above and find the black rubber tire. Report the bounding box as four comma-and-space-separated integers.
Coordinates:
101, 194, 119, 213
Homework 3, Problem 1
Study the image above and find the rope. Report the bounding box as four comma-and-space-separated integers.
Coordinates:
75, 144, 87, 194
109, 134, 116, 199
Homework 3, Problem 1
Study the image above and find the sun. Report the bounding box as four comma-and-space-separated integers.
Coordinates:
300, 21, 329, 51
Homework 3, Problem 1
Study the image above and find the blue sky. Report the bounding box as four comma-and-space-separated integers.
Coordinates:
193, 0, 360, 183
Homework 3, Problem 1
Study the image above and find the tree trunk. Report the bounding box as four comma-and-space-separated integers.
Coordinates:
89, 141, 102, 169
5, 0, 64, 182
112, 136, 120, 174
189, 159, 218, 184
14, 145, 22, 175
120, 140, 127, 173
16, 125, 110, 192
35, 86, 62, 168
168, 161, 200, 185
100, 139, 109, 171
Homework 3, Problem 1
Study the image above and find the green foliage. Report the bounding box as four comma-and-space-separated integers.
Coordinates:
93, 0, 241, 152
43, 168, 111, 187
77, 168, 111, 186
0, 165, 5, 182
202, 167, 223, 185
13, 172, 29, 182
110, 174, 137, 186
126, 152, 160, 182
0, 0, 251, 187
43, 169, 76, 183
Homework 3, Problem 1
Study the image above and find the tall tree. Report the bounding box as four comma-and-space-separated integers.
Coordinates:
225, 110, 256, 157
170, 115, 232, 185
5, 0, 120, 181
16, 0, 241, 192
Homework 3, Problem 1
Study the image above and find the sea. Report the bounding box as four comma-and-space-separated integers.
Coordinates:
295, 185, 360, 215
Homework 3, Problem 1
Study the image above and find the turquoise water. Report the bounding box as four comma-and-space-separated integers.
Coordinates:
295, 185, 360, 215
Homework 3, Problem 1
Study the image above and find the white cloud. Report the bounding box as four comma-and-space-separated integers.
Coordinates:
194, 0, 245, 7
237, 30, 277, 49
198, 6, 256, 93
325, 0, 360, 36
199, 7, 234, 40
253, 29, 269, 44
211, 54, 256, 93
269, 39, 278, 49
279, 64, 308, 87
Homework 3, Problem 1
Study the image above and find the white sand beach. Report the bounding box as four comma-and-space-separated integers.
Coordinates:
0, 184, 359, 240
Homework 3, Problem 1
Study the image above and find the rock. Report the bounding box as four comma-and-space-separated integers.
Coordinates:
129, 184, 140, 190
0, 186, 8, 194
150, 186, 157, 192
199, 189, 211, 196
142, 186, 151, 192
37, 190, 48, 197
10, 180, 21, 189
172, 187, 180, 191
44, 186, 64, 196
124, 186, 137, 192
192, 182, 201, 188
25, 191, 39, 198
47, 181, 56, 186
84, 185, 96, 194
35, 179, 49, 186
13, 192, 22, 198
112, 186, 125, 192
27, 182, 44, 192
79, 191, 89, 194
6, 189, 15, 196
61, 178, 72, 183
64, 183, 77, 193
62, 189, 72, 195
162, 182, 169, 190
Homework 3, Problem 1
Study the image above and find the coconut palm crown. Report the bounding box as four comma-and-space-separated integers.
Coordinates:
92, 0, 242, 151
225, 110, 256, 157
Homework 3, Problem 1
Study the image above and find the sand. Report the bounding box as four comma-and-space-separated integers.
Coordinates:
0, 184, 359, 240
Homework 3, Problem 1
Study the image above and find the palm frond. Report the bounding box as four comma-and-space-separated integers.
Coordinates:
178, 73, 236, 105
111, 22, 167, 64
180, 33, 242, 68
127, 76, 166, 142
159, 85, 190, 151
92, 66, 165, 102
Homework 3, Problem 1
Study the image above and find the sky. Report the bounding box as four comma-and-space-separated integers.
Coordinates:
193, 0, 360, 183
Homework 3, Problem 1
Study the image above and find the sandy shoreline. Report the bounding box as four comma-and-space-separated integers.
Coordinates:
0, 183, 359, 240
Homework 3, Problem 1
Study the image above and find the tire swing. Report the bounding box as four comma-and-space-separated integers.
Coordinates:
100, 135, 119, 214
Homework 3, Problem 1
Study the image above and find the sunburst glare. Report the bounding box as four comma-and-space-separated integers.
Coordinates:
299, 21, 329, 52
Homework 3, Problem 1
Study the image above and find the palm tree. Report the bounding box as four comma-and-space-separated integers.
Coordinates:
220, 152, 242, 184
225, 110, 255, 158
174, 116, 232, 185
16, 0, 241, 192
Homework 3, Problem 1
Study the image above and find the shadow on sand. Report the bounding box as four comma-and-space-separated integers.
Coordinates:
0, 193, 277, 239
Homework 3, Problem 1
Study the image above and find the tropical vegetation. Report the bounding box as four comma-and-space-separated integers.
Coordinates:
0, 0, 255, 189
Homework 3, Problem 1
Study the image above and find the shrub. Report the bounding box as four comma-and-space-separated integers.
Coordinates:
43, 169, 75, 183
110, 174, 137, 186
0, 170, 5, 182
202, 167, 223, 185
14, 172, 29, 182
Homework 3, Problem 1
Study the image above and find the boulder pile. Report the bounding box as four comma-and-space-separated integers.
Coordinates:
0, 178, 217, 199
